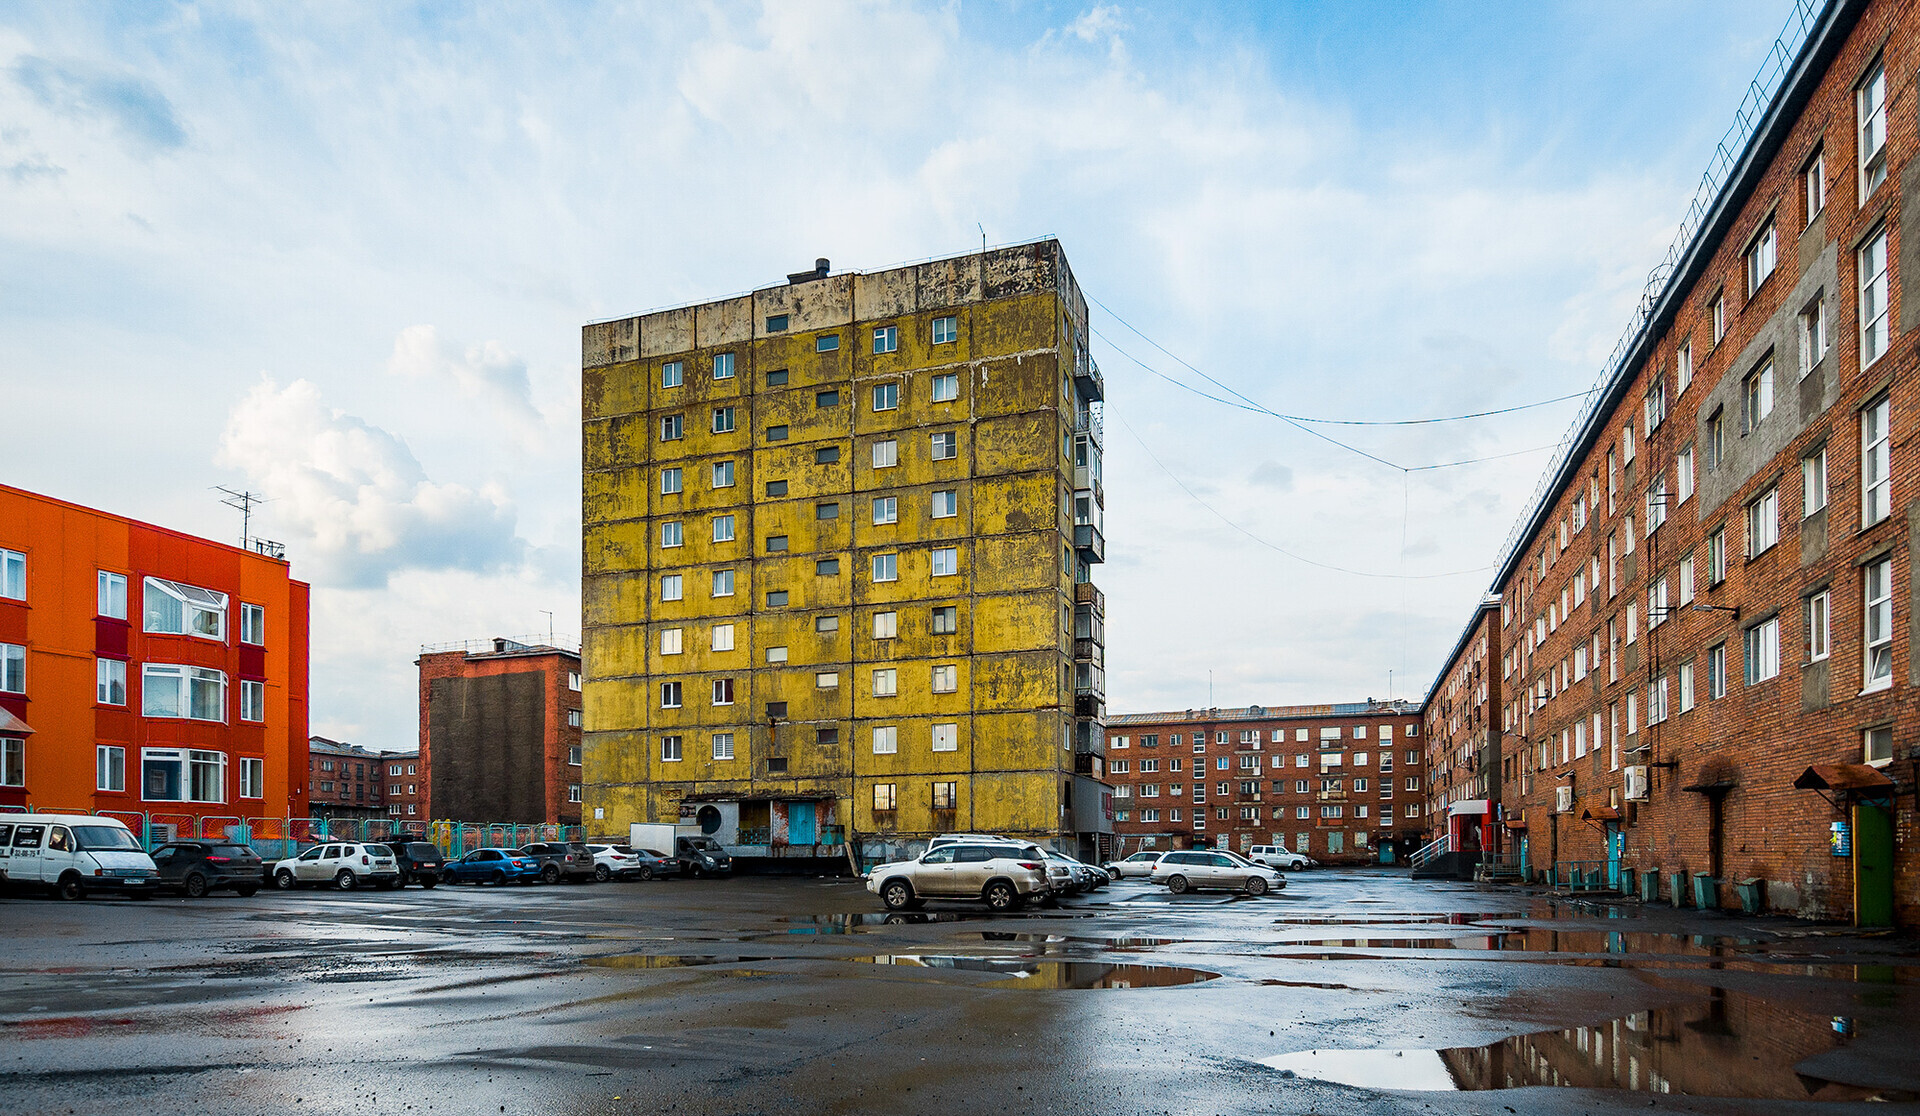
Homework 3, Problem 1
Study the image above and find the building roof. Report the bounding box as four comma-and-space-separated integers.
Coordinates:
307, 736, 391, 759
1, 482, 301, 578
1107, 699, 1423, 727
418, 635, 581, 662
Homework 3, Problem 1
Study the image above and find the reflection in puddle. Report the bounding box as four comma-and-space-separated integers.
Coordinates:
775, 910, 1096, 934
1274, 935, 1510, 949
1260, 990, 1917, 1101
849, 955, 1219, 989
585, 954, 773, 969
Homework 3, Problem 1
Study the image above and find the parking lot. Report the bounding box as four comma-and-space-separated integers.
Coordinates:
4, 868, 1919, 1115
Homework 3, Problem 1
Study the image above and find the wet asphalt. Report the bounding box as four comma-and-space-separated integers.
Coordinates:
3, 868, 1919, 1116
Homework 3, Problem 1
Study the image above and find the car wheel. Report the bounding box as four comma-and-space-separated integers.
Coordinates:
1167, 874, 1190, 894
1245, 876, 1269, 896
491, 870, 508, 886
183, 872, 210, 899
54, 874, 85, 901
541, 864, 561, 884
1108, 868, 1121, 881
274, 869, 297, 890
984, 881, 1019, 911
235, 885, 259, 898
334, 870, 359, 891
881, 879, 916, 910
595, 865, 611, 882
637, 865, 654, 881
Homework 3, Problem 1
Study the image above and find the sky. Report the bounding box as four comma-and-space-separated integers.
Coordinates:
2, 0, 1803, 749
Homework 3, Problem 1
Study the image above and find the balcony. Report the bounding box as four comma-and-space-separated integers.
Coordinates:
1074, 582, 1104, 612
1075, 693, 1104, 719
1074, 523, 1105, 563
1074, 406, 1103, 444
1317, 790, 1349, 803
1073, 638, 1102, 662
1075, 356, 1104, 403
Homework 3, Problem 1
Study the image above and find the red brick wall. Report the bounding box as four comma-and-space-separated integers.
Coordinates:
416, 647, 583, 825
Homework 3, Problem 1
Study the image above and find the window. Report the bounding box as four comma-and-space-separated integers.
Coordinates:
661, 736, 682, 762
660, 414, 684, 440
567, 784, 582, 804
1708, 643, 1727, 699
660, 628, 684, 656
1743, 618, 1780, 685
568, 709, 583, 728
1706, 407, 1725, 471
932, 373, 959, 402
931, 489, 957, 518
240, 679, 265, 722
1799, 293, 1828, 377
872, 668, 897, 697
931, 605, 957, 634
240, 757, 263, 798
870, 611, 898, 640
1804, 147, 1826, 224
1644, 380, 1666, 430
1647, 676, 1668, 726
662, 361, 682, 388
660, 681, 682, 708
873, 326, 898, 355
1802, 448, 1828, 517
711, 569, 734, 597
767, 368, 789, 387
931, 664, 957, 693
97, 570, 126, 618
815, 615, 839, 633
1707, 528, 1727, 584
1678, 552, 1695, 604
1679, 661, 1696, 713
930, 431, 957, 460
1861, 227, 1891, 367
712, 623, 734, 652
815, 334, 840, 353
188, 750, 225, 803
767, 535, 790, 553
1676, 342, 1693, 394
143, 578, 227, 640
816, 672, 839, 689
661, 467, 683, 495
872, 382, 899, 411
712, 514, 735, 543
712, 460, 735, 488
932, 316, 957, 344
815, 501, 840, 521
712, 733, 735, 761
766, 645, 788, 662
1646, 476, 1668, 533
1622, 421, 1634, 463
1745, 219, 1776, 294
872, 726, 897, 754
868, 782, 900, 812
1859, 60, 1887, 199
872, 439, 898, 468
1863, 395, 1891, 525
766, 314, 789, 333
712, 406, 736, 434
96, 744, 125, 792
713, 352, 735, 379
872, 497, 898, 525
711, 678, 734, 705
1742, 361, 1774, 432
1865, 557, 1894, 692
96, 657, 126, 705
1808, 589, 1831, 663
1711, 292, 1725, 345
816, 558, 839, 576
660, 574, 683, 602
766, 480, 788, 497
871, 553, 897, 582
1745, 488, 1778, 556
142, 665, 227, 721
1672, 447, 1693, 505
931, 547, 958, 577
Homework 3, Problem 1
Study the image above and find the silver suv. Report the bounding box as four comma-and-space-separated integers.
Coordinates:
1149, 848, 1287, 895
867, 842, 1051, 911
1247, 844, 1311, 871
270, 842, 401, 891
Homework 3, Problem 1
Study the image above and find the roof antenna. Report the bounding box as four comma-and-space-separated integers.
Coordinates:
978, 222, 986, 254
214, 486, 266, 548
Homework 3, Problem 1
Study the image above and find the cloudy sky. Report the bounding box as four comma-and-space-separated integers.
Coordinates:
4, 1, 1799, 748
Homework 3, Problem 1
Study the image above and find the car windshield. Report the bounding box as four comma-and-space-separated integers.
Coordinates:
71, 826, 143, 851
684, 837, 720, 851
1217, 850, 1254, 865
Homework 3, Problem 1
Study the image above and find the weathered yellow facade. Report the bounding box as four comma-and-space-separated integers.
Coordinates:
580, 242, 1110, 859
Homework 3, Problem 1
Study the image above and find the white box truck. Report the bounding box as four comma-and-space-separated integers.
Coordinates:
629, 822, 733, 877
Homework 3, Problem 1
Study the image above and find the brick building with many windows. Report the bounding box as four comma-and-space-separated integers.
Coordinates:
1104, 702, 1425, 865
1421, 596, 1505, 870
304, 736, 386, 819
1424, 0, 1919, 925
380, 749, 425, 822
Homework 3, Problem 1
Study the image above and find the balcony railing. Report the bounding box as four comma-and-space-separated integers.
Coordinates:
1074, 582, 1104, 612
1073, 638, 1102, 662
1074, 523, 1105, 562
1074, 407, 1103, 443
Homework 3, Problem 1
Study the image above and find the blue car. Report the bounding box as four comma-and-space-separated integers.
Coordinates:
444, 847, 542, 886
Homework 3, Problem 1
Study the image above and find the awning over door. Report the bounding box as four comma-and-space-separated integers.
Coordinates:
1794, 764, 1894, 795
1447, 799, 1490, 816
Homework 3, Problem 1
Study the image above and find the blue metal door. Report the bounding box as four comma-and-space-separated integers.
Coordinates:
1605, 824, 1623, 890
788, 802, 816, 846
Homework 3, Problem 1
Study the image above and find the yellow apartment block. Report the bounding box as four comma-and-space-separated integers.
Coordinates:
580, 241, 1113, 863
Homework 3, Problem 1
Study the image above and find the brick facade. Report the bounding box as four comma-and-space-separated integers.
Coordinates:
305, 736, 385, 818
416, 639, 583, 825
1424, 599, 1504, 846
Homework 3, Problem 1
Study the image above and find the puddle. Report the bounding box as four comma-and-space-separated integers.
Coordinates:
848, 955, 1219, 989
1273, 935, 1511, 949
1276, 914, 1525, 926
585, 954, 773, 970
774, 911, 1094, 933
1258, 989, 1916, 1101
964, 932, 1181, 949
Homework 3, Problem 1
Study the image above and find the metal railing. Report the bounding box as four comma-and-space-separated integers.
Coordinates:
0, 806, 582, 857
1407, 833, 1451, 870
1552, 860, 1613, 891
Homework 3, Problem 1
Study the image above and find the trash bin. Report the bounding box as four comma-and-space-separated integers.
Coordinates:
1692, 872, 1719, 911
1735, 877, 1764, 915
1669, 872, 1687, 908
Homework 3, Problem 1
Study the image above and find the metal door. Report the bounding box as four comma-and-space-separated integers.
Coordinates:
1605, 824, 1623, 890
1854, 800, 1894, 928
788, 802, 816, 846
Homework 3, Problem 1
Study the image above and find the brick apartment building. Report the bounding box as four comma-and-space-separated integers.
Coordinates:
417, 638, 583, 825
1104, 702, 1426, 865
0, 483, 309, 823
1422, 0, 1918, 925
379, 749, 424, 822
1423, 596, 1504, 863
304, 736, 386, 819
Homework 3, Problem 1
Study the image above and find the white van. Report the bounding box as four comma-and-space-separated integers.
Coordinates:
0, 815, 159, 899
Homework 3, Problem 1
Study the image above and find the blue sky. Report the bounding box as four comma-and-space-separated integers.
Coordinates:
2, 1, 1800, 747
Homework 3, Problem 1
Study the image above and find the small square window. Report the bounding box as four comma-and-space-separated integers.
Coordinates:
932, 316, 957, 344
816, 389, 840, 408
931, 605, 957, 634
711, 460, 735, 488
712, 514, 734, 543
872, 382, 899, 411
815, 445, 840, 464
661, 361, 682, 388
661, 735, 683, 761
766, 535, 789, 552
931, 664, 957, 693
711, 678, 734, 705
872, 668, 897, 697
873, 326, 898, 354
767, 425, 789, 441
871, 553, 898, 582
931, 547, 958, 577
660, 628, 683, 655
766, 480, 788, 497
873, 496, 898, 525
816, 558, 839, 576
765, 314, 789, 333
816, 501, 839, 519
932, 373, 959, 402
872, 439, 898, 468
713, 352, 735, 379
815, 334, 840, 353
766, 590, 789, 607
712, 406, 736, 434
930, 432, 957, 460
711, 623, 734, 652
660, 467, 683, 495
931, 490, 957, 518
815, 615, 840, 633
766, 368, 789, 386
661, 521, 683, 547
874, 611, 897, 638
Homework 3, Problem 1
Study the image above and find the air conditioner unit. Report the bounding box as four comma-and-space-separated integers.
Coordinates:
1624, 765, 1650, 801
1554, 784, 1574, 813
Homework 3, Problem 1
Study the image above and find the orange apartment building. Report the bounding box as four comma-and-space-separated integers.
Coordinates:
0, 484, 310, 824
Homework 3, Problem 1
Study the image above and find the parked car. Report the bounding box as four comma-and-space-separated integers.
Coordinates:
1059, 852, 1108, 892
1149, 848, 1287, 895
444, 847, 541, 886
1042, 849, 1105, 895
1247, 844, 1311, 871
629, 848, 682, 880
925, 833, 1010, 852
150, 840, 263, 898
516, 841, 597, 884
0, 815, 158, 899
866, 841, 1052, 912
270, 842, 401, 891
674, 835, 733, 877
1105, 851, 1165, 879
585, 844, 648, 881
381, 841, 447, 888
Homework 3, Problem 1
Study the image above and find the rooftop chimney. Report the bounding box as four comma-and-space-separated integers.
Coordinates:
787, 257, 831, 285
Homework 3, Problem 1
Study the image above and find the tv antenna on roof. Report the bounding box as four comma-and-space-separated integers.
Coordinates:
214, 486, 267, 548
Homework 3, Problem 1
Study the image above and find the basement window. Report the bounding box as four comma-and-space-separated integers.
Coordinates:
766, 314, 789, 333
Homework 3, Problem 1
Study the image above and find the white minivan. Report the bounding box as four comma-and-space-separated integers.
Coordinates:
0, 815, 158, 899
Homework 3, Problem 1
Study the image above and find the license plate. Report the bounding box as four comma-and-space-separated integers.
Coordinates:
111, 868, 149, 878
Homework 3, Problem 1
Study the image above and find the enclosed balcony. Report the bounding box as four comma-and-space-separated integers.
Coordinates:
1074, 581, 1104, 613
1075, 354, 1104, 403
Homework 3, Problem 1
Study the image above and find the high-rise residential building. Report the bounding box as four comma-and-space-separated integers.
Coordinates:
580, 241, 1111, 862
416, 638, 584, 825
0, 483, 310, 825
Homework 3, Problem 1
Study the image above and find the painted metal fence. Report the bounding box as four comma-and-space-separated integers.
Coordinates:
0, 805, 581, 856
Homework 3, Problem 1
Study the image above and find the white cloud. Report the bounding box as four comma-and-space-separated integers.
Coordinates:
216, 377, 525, 589
386, 323, 543, 428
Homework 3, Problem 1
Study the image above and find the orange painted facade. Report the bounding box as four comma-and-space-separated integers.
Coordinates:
0, 484, 309, 819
